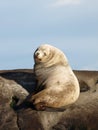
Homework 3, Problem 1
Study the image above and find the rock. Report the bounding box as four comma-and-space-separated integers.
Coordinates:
0, 76, 29, 130
0, 69, 98, 130
0, 76, 29, 105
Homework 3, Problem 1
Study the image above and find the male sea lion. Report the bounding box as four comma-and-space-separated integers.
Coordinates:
28, 44, 80, 111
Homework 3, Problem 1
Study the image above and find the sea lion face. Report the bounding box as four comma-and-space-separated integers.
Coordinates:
34, 45, 51, 63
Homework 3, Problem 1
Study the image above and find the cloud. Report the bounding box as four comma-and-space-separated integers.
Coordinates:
51, 0, 80, 7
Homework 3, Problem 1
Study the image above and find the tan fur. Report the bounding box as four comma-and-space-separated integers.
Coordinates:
29, 44, 80, 110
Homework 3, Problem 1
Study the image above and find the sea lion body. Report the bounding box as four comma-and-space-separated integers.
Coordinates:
29, 44, 80, 110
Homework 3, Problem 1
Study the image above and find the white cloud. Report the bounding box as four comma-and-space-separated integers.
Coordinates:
51, 0, 80, 7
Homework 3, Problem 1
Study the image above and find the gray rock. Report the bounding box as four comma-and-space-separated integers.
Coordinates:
0, 69, 98, 130
0, 76, 29, 105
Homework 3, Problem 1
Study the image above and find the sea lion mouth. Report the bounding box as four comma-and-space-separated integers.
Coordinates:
35, 57, 42, 62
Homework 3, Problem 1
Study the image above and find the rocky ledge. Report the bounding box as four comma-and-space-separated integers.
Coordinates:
0, 69, 98, 130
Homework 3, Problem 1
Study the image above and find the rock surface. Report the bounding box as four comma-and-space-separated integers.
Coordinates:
0, 69, 98, 130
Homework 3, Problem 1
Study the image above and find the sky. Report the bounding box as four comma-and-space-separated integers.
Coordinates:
0, 0, 98, 70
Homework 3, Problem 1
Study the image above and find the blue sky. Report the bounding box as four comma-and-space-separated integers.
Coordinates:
0, 0, 98, 70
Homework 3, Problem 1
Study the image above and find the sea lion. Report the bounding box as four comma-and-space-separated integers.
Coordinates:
28, 44, 80, 111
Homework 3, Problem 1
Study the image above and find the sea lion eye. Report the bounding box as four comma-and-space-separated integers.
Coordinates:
44, 52, 47, 56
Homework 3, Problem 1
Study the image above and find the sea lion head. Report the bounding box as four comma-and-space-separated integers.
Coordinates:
34, 44, 51, 63
34, 44, 68, 67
